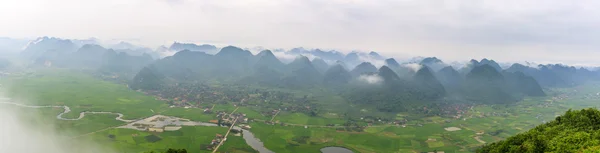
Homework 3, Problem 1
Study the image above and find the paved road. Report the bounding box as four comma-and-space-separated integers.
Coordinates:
212, 117, 239, 153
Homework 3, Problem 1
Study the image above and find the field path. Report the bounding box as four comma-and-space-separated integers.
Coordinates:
230, 106, 240, 116
212, 117, 239, 153
269, 110, 280, 122
474, 136, 486, 144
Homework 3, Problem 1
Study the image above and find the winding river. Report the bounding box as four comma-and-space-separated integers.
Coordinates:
0, 101, 133, 122
0, 101, 274, 153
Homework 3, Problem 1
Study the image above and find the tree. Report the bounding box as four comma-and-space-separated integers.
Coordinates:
166, 148, 187, 153
478, 108, 600, 153
144, 148, 187, 153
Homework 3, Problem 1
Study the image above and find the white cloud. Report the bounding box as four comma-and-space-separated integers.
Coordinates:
1, 0, 600, 65
357, 55, 385, 68
0, 97, 114, 153
401, 63, 423, 72
358, 74, 383, 84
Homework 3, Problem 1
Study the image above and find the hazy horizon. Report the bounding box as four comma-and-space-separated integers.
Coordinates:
2, 0, 600, 66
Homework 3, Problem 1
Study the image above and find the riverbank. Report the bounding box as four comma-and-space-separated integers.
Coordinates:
0, 100, 274, 153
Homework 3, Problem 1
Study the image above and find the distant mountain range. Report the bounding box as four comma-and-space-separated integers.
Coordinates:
168, 42, 218, 54
8, 36, 600, 112
128, 46, 570, 112
21, 38, 154, 79
0, 37, 30, 53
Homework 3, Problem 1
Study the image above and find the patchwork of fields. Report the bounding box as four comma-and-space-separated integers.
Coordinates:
2, 69, 599, 153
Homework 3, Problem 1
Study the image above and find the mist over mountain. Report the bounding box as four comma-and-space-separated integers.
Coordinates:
70, 38, 100, 48
343, 52, 361, 68
110, 41, 138, 50
311, 49, 345, 61
334, 60, 349, 70
385, 58, 418, 77
419, 57, 448, 72
20, 39, 154, 83
459, 59, 503, 75
311, 58, 330, 73
283, 56, 323, 87
384, 58, 401, 69
414, 66, 446, 97
7, 36, 600, 113
463, 64, 517, 104
368, 51, 385, 60
70, 44, 109, 68
436, 66, 463, 92
5, 0, 600, 151
350, 62, 378, 77
0, 37, 30, 53
503, 71, 546, 97
168, 42, 218, 54
377, 66, 401, 83
323, 64, 352, 86
254, 50, 285, 72
506, 63, 600, 88
120, 43, 600, 112
22, 37, 78, 60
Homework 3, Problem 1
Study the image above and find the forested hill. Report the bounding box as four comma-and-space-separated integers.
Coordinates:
129, 47, 549, 112
478, 108, 600, 153
506, 63, 598, 88
19, 37, 600, 113
25, 42, 154, 81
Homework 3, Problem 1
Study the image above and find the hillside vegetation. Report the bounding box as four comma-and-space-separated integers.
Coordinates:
478, 108, 600, 153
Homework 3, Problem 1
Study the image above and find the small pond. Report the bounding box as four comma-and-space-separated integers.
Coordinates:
320, 147, 354, 153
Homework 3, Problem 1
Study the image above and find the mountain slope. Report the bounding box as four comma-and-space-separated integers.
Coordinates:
323, 64, 352, 86
131, 66, 165, 90
69, 44, 109, 68
506, 63, 593, 88
254, 50, 285, 71
282, 56, 323, 87
419, 57, 447, 72
168, 42, 218, 54
213, 46, 255, 77
350, 62, 378, 77
385, 58, 401, 69
436, 66, 463, 92
460, 59, 503, 75
378, 66, 401, 82
503, 71, 546, 97
479, 108, 600, 153
414, 66, 446, 97
463, 64, 516, 104
22, 37, 78, 61
312, 58, 330, 73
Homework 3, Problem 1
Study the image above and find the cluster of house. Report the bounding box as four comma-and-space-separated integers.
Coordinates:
211, 111, 249, 126
129, 115, 183, 133
580, 92, 600, 100
439, 103, 472, 118
552, 93, 569, 101
206, 134, 225, 150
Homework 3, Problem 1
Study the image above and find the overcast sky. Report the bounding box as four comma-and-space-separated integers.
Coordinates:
1, 0, 600, 66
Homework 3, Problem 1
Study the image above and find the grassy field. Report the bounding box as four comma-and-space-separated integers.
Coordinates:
1, 68, 169, 119
248, 122, 469, 153
245, 82, 600, 153
84, 126, 256, 153
4, 68, 600, 153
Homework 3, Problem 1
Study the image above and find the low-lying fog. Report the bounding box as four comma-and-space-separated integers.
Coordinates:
0, 96, 114, 153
